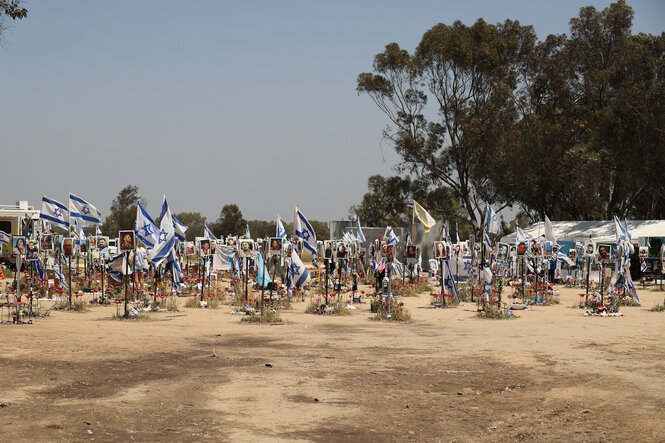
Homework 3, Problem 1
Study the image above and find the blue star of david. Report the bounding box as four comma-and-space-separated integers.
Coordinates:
158, 229, 168, 243
54, 208, 62, 217
290, 262, 299, 275
302, 230, 310, 241
142, 224, 154, 237
81, 206, 90, 215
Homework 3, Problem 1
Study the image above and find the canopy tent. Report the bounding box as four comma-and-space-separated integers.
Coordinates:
500, 219, 665, 245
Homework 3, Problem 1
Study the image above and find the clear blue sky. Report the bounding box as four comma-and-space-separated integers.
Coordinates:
1, 0, 663, 224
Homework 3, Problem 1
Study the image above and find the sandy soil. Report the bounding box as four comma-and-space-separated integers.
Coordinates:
1, 280, 664, 442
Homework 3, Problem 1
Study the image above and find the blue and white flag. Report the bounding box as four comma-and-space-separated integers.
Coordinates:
355, 217, 366, 243
256, 252, 273, 287
289, 249, 310, 288
342, 231, 355, 243
245, 224, 251, 240
72, 220, 86, 242
443, 260, 461, 303
294, 206, 317, 255
439, 223, 452, 244
483, 231, 492, 249
167, 249, 184, 287
96, 226, 102, 236
557, 251, 574, 266
150, 196, 176, 268
40, 196, 69, 228
455, 222, 460, 244
69, 193, 101, 226
641, 260, 647, 273
204, 224, 217, 241
486, 205, 500, 235
107, 252, 127, 282
55, 256, 68, 291
0, 230, 10, 245
276, 215, 287, 239
172, 215, 187, 242
131, 306, 140, 316
135, 200, 159, 248
385, 226, 399, 245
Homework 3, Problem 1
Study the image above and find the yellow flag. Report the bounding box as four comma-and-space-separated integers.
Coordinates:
413, 200, 436, 232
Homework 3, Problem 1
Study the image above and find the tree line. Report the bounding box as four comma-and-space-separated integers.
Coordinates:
356, 1, 664, 237
99, 185, 330, 241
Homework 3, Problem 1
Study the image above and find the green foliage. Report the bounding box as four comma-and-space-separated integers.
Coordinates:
241, 310, 283, 323
214, 204, 246, 238
173, 212, 206, 241
0, 0, 27, 39
359, 1, 665, 223
101, 185, 140, 236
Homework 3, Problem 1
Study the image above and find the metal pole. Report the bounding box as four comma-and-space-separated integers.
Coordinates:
68, 255, 72, 307
124, 251, 129, 318
101, 256, 105, 304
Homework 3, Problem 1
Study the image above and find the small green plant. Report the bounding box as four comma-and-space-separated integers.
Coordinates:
112, 311, 150, 320
543, 293, 560, 305
304, 299, 317, 313
476, 310, 519, 319
331, 303, 351, 316
371, 300, 411, 322
241, 310, 283, 323
650, 299, 665, 312
184, 297, 200, 308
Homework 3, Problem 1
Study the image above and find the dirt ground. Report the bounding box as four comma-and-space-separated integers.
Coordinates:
1, 280, 664, 442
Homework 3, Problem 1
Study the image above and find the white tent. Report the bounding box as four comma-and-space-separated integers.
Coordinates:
500, 220, 665, 245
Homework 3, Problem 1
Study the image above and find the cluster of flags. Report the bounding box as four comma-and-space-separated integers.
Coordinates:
40, 193, 101, 231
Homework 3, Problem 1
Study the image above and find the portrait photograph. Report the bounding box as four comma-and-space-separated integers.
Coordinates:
12, 236, 26, 257
386, 244, 394, 262
583, 240, 596, 258
406, 244, 417, 259
96, 236, 109, 252
26, 240, 39, 261
185, 241, 195, 256
199, 239, 211, 256
434, 241, 448, 259
516, 241, 527, 256
239, 239, 254, 258
269, 237, 282, 253
597, 244, 611, 263
496, 242, 509, 263
639, 246, 648, 259
62, 237, 75, 257
119, 230, 135, 251
40, 233, 53, 251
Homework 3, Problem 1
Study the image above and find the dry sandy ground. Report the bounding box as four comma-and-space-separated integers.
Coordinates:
1, 281, 664, 442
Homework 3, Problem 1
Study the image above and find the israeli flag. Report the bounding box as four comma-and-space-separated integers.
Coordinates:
69, 193, 101, 226
557, 251, 574, 266
289, 249, 310, 288
96, 226, 102, 236
439, 223, 452, 244
256, 252, 272, 287
385, 226, 399, 245
0, 230, 10, 245
486, 205, 500, 235
72, 220, 86, 242
483, 230, 492, 249
356, 217, 366, 243
245, 224, 251, 240
40, 196, 69, 228
131, 306, 140, 316
276, 215, 287, 239
295, 206, 317, 255
204, 224, 217, 241
107, 252, 127, 282
641, 260, 647, 273
55, 256, 68, 290
135, 200, 159, 248
167, 249, 184, 287
455, 222, 460, 244
442, 260, 461, 302
150, 196, 176, 268
342, 231, 354, 243
172, 215, 187, 242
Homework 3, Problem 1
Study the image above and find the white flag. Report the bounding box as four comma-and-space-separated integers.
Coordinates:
69, 193, 102, 226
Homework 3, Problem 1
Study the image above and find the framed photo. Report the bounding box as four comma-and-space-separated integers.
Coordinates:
406, 244, 418, 264
385, 244, 395, 263
434, 241, 448, 259
269, 237, 283, 256
531, 242, 541, 255
199, 239, 211, 256
40, 233, 53, 251
516, 241, 527, 256
62, 237, 75, 257
96, 236, 109, 252
337, 243, 348, 259
509, 245, 516, 258
25, 239, 39, 261
639, 246, 648, 259
80, 240, 88, 253
597, 244, 611, 264
583, 240, 596, 258
185, 241, 195, 256
358, 248, 367, 266
496, 242, 509, 263
12, 236, 26, 257
568, 249, 577, 260
226, 236, 236, 247
238, 239, 254, 258
119, 230, 135, 251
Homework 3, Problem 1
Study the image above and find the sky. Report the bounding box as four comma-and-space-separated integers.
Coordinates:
1, 0, 663, 224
